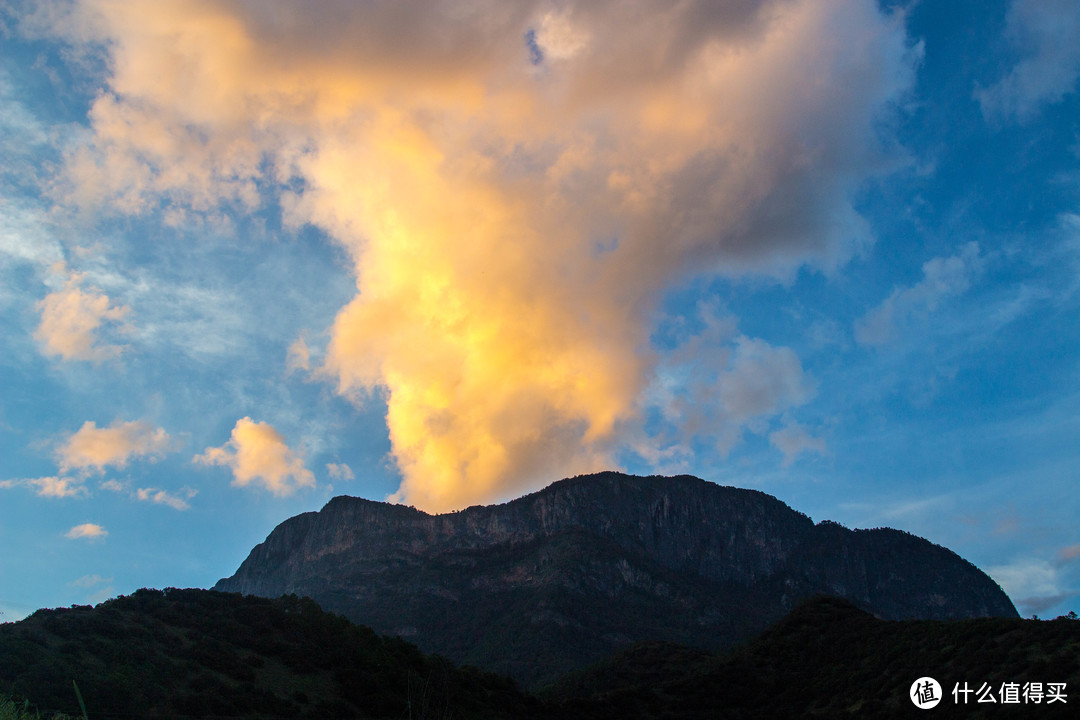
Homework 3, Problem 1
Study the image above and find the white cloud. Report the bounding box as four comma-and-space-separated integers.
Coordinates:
0, 476, 87, 498
71, 574, 113, 588
535, 9, 591, 61
0, 197, 64, 271
647, 323, 817, 459
855, 243, 983, 346
32, 475, 86, 498
194, 417, 315, 496
135, 486, 195, 511
125, 280, 253, 360
977, 0, 1080, 123
989, 557, 1075, 621
65, 522, 107, 540
326, 462, 354, 482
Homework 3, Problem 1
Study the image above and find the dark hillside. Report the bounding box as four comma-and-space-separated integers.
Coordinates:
0, 588, 538, 720
1, 591, 1075, 719
548, 596, 1080, 719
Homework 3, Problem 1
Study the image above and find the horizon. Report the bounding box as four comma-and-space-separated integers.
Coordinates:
2, 0, 1079, 622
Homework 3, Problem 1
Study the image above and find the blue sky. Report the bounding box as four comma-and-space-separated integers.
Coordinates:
1, 0, 1078, 622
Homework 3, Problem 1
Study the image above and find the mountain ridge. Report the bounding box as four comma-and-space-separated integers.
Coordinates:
215, 471, 1016, 685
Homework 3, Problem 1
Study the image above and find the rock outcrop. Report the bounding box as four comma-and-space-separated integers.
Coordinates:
215, 472, 1016, 685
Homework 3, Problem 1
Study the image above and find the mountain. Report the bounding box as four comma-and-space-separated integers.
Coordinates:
546, 595, 1080, 719
215, 471, 1017, 686
2, 591, 1074, 719
0, 589, 539, 720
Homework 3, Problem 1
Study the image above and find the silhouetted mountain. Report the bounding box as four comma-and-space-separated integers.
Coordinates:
0, 589, 538, 719
1, 591, 1072, 719
547, 595, 1080, 719
216, 472, 1017, 686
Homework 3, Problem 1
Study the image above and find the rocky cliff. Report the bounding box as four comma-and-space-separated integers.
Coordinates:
215, 472, 1017, 686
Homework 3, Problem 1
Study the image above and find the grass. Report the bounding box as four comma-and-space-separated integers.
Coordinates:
0, 694, 74, 720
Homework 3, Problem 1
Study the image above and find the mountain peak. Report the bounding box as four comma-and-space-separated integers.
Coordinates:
216, 471, 1016, 686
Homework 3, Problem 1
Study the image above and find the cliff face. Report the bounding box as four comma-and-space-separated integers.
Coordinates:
215, 472, 1016, 686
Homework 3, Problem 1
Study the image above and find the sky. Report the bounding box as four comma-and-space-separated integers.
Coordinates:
1, 0, 1078, 623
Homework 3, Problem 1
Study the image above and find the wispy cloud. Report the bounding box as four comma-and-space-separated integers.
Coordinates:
33, 475, 87, 498
286, 335, 311, 374
135, 486, 195, 511
326, 462, 353, 482
194, 417, 314, 496
1, 476, 88, 498
71, 574, 113, 589
65, 523, 107, 540
769, 421, 827, 466
989, 560, 1074, 616
648, 320, 818, 460
855, 243, 983, 347
976, 0, 1080, 123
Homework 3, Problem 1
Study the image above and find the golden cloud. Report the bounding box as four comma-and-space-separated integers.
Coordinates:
195, 417, 315, 496
35, 272, 130, 362
56, 0, 917, 511
56, 419, 172, 475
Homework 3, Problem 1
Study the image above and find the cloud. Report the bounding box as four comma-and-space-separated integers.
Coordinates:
648, 320, 817, 458
47, 0, 918, 511
0, 196, 64, 272
34, 271, 130, 362
31, 475, 87, 498
65, 522, 107, 540
769, 422, 827, 466
135, 486, 195, 511
977, 0, 1080, 123
989, 557, 1078, 616
0, 476, 88, 498
286, 335, 310, 374
71, 574, 113, 588
855, 243, 983, 346
326, 462, 354, 482
1060, 544, 1080, 562
534, 8, 591, 62
56, 419, 172, 475
719, 338, 816, 423
194, 417, 315, 496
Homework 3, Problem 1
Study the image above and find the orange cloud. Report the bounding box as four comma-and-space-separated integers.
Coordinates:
56, 419, 172, 475
57, 0, 917, 511
195, 417, 315, 496
35, 273, 129, 362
